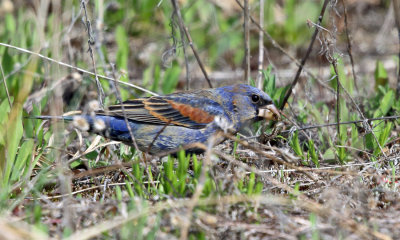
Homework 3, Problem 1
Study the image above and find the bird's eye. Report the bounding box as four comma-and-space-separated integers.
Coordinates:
251, 94, 260, 103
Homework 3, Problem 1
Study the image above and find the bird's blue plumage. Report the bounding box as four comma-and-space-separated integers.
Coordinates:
34, 84, 279, 155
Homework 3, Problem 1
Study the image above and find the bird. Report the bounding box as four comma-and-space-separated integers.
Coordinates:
34, 84, 280, 155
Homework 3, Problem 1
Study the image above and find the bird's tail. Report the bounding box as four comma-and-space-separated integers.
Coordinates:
27, 115, 74, 121
28, 115, 134, 143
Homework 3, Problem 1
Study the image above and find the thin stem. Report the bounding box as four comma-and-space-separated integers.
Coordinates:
171, 0, 191, 90
244, 0, 251, 84
81, 0, 105, 108
0, 64, 11, 108
280, 0, 330, 110
280, 115, 400, 133
0, 43, 158, 96
183, 27, 213, 88
342, 0, 359, 92
332, 60, 341, 148
392, 0, 400, 97
256, 0, 264, 90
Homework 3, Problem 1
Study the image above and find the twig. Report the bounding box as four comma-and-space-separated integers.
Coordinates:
256, 0, 264, 90
183, 27, 213, 88
72, 161, 133, 179
171, 0, 191, 90
280, 0, 330, 110
341, 0, 359, 92
67, 140, 121, 164
25, 181, 161, 200
2, 55, 33, 81
0, 64, 11, 108
332, 60, 341, 141
147, 120, 171, 154
109, 64, 141, 155
280, 115, 400, 133
0, 43, 158, 96
243, 0, 251, 84
393, 0, 400, 97
81, 0, 105, 108
93, 0, 107, 68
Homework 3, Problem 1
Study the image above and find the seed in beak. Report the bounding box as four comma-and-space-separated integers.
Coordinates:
258, 104, 280, 120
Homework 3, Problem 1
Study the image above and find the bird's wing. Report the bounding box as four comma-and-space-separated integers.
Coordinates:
97, 95, 221, 129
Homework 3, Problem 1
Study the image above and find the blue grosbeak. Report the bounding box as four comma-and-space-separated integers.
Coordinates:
37, 84, 279, 155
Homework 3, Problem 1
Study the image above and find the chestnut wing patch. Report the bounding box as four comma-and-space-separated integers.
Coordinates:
166, 100, 215, 124
98, 96, 215, 129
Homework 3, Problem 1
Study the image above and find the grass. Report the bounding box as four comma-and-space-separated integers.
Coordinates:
0, 0, 400, 239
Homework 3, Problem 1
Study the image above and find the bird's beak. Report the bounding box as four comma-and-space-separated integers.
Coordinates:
258, 104, 280, 121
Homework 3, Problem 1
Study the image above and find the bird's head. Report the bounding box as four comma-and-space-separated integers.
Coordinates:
216, 84, 280, 130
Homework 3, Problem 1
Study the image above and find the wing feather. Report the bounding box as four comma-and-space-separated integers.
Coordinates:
96, 95, 220, 129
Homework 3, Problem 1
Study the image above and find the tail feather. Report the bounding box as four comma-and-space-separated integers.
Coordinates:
28, 115, 135, 143
28, 115, 74, 121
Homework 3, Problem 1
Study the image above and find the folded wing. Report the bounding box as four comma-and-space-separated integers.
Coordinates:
97, 95, 221, 129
